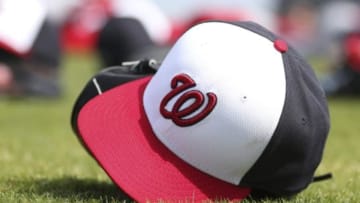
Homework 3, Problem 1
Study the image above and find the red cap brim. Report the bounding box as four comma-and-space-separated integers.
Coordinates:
77, 76, 251, 202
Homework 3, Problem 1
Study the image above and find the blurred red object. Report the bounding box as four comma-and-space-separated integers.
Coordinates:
61, 0, 111, 53
0, 63, 13, 92
345, 33, 360, 72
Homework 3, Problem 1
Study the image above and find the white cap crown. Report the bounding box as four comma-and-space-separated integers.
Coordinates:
143, 22, 286, 185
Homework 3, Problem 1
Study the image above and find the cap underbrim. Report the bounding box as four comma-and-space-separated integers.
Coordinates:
77, 76, 251, 202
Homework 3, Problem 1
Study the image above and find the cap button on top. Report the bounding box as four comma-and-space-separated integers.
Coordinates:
274, 39, 288, 53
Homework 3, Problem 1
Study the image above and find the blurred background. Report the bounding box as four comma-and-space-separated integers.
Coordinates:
1, 0, 360, 97
0, 0, 359, 202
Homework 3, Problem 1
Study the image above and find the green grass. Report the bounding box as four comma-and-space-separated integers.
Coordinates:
0, 53, 359, 202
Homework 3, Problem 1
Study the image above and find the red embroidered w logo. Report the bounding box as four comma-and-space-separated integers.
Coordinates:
160, 74, 217, 127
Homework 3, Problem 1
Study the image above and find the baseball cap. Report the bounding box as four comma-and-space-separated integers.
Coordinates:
97, 17, 168, 68
0, 19, 62, 98
72, 21, 330, 202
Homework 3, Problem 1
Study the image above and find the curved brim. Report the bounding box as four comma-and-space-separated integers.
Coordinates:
77, 76, 251, 202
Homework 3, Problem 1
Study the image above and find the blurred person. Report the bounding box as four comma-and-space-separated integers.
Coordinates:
0, 0, 62, 98
321, 32, 360, 95
317, 0, 360, 95
275, 0, 360, 96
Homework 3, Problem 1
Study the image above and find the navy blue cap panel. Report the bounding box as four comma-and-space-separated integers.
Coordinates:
229, 21, 277, 42
241, 49, 330, 197
229, 22, 330, 197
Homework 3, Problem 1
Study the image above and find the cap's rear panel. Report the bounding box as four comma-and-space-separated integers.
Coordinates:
236, 22, 330, 197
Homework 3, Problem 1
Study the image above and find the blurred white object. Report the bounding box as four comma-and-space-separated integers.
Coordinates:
319, 1, 360, 36
317, 1, 360, 69
0, 0, 46, 54
39, 0, 82, 24
111, 0, 172, 44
